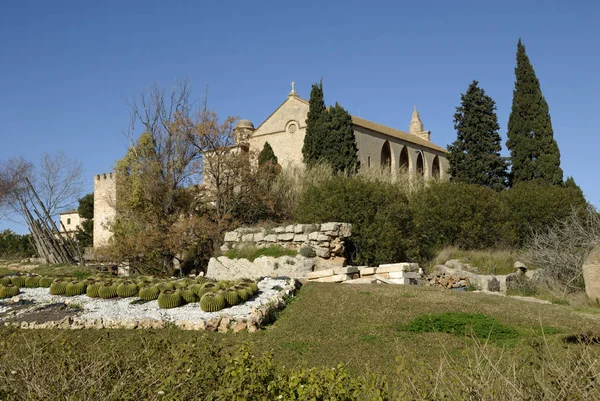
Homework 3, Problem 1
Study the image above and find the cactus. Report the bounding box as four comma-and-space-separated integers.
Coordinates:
237, 282, 255, 297
0, 285, 20, 299
174, 278, 195, 288
10, 275, 26, 288
195, 276, 210, 285
197, 282, 218, 297
156, 282, 175, 292
86, 282, 101, 298
38, 277, 54, 287
65, 281, 87, 296
239, 279, 259, 294
216, 280, 232, 290
233, 285, 250, 302
157, 290, 182, 309
138, 285, 160, 301
98, 283, 118, 299
200, 292, 226, 312
24, 276, 40, 288
222, 289, 241, 306
0, 277, 11, 286
117, 281, 139, 298
177, 288, 198, 304
49, 279, 67, 295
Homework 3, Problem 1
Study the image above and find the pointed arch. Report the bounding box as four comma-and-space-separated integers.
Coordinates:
381, 140, 391, 171
416, 152, 424, 176
432, 155, 440, 180
399, 146, 409, 171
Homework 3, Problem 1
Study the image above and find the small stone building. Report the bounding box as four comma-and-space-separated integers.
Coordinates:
58, 210, 83, 237
238, 83, 449, 179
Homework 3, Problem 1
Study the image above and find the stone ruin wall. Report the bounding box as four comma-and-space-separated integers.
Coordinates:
93, 173, 116, 249
220, 222, 352, 263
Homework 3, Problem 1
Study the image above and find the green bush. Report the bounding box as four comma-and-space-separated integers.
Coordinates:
0, 230, 35, 258
411, 182, 509, 256
297, 175, 415, 266
501, 181, 588, 247
298, 246, 316, 258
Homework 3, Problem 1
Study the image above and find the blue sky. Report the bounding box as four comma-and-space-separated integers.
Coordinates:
1, 0, 599, 233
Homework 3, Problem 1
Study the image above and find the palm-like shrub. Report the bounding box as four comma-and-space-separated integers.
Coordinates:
200, 292, 226, 312
157, 290, 182, 309
98, 283, 118, 299
138, 285, 160, 301
24, 276, 40, 288
117, 281, 139, 298
0, 285, 20, 299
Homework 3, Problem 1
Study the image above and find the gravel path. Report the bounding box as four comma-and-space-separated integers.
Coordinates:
2, 277, 290, 323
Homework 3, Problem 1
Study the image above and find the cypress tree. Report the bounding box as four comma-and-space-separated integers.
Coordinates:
302, 79, 328, 165
258, 142, 278, 167
447, 80, 508, 190
506, 39, 563, 186
325, 103, 360, 174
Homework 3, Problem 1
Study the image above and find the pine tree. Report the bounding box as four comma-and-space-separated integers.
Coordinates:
325, 103, 360, 174
258, 142, 278, 167
507, 39, 563, 186
302, 79, 328, 165
447, 80, 508, 190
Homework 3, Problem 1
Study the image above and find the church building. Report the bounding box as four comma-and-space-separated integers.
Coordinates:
235, 83, 449, 179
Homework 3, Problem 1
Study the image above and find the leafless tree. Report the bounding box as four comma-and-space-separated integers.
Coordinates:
0, 157, 33, 217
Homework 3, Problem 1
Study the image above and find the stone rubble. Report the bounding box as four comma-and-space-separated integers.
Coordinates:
306, 263, 420, 285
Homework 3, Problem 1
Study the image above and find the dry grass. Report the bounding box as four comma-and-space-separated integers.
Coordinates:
431, 246, 521, 275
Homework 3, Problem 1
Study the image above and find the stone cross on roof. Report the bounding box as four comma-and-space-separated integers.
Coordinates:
289, 81, 296, 96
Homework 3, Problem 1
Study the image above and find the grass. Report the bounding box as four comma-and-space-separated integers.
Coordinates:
431, 246, 522, 275
224, 244, 297, 261
0, 283, 599, 398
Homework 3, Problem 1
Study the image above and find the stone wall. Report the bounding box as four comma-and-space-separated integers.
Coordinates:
220, 222, 352, 261
93, 173, 116, 248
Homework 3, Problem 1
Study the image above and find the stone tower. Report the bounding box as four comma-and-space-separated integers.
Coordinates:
93, 172, 116, 248
234, 119, 255, 151
409, 106, 431, 142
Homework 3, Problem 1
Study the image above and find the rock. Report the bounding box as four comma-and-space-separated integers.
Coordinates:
445, 259, 464, 270
583, 244, 600, 302
241, 234, 254, 242
264, 234, 277, 242
306, 269, 334, 279
377, 263, 419, 273
514, 261, 527, 273
277, 233, 294, 242
274, 227, 285, 233
314, 246, 330, 258
285, 225, 295, 233
224, 231, 240, 242
121, 320, 138, 330
487, 277, 500, 292
293, 234, 308, 243
231, 321, 247, 333
253, 233, 264, 242
220, 244, 230, 252
321, 222, 340, 233
294, 224, 305, 234
205, 318, 221, 332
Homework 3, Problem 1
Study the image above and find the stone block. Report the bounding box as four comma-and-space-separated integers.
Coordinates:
320, 222, 340, 233
388, 278, 413, 285
359, 267, 376, 276
377, 263, 418, 273
387, 271, 418, 279
342, 277, 376, 284
285, 225, 295, 233
339, 223, 352, 238
264, 234, 277, 242
277, 233, 294, 242
293, 234, 308, 243
313, 274, 351, 283
253, 232, 264, 242
224, 231, 239, 242
294, 224, 305, 233
333, 266, 359, 275
308, 232, 319, 240
274, 226, 285, 233
306, 269, 334, 279
315, 246, 330, 258
220, 244, 229, 252
241, 234, 254, 242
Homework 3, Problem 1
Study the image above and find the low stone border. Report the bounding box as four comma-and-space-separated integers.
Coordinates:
2, 279, 300, 333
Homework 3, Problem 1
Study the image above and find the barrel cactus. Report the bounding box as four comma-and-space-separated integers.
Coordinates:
174, 278, 195, 288
49, 279, 67, 295
156, 282, 175, 292
177, 288, 198, 304
10, 275, 26, 288
216, 280, 232, 290
24, 276, 40, 288
237, 282, 255, 297
117, 281, 139, 298
200, 292, 226, 312
233, 285, 250, 302
0, 277, 11, 286
65, 281, 87, 296
139, 285, 160, 301
98, 283, 118, 299
239, 279, 259, 294
0, 285, 20, 299
157, 290, 182, 309
86, 282, 101, 298
195, 276, 210, 285
222, 289, 241, 306
197, 282, 218, 297
39, 277, 54, 288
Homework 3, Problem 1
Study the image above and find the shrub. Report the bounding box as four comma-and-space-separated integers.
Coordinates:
297, 175, 414, 266
225, 245, 297, 262
501, 181, 588, 247
411, 182, 509, 256
298, 246, 316, 258
0, 230, 35, 258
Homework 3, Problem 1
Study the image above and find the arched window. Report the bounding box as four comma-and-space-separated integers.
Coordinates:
416, 152, 424, 176
399, 146, 409, 171
381, 141, 391, 171
432, 155, 440, 180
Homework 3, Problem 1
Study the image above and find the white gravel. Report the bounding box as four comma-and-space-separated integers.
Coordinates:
1, 277, 290, 323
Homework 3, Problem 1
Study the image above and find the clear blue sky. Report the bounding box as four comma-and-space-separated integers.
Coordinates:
1, 0, 599, 233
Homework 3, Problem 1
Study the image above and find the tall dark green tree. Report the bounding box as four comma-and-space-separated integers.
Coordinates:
258, 142, 278, 167
325, 103, 360, 174
302, 79, 329, 165
506, 39, 563, 186
75, 193, 93, 247
447, 80, 508, 190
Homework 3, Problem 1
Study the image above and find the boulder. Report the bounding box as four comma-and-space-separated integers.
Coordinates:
583, 244, 600, 302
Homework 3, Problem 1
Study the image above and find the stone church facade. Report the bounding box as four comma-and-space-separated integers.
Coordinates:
238, 85, 449, 179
